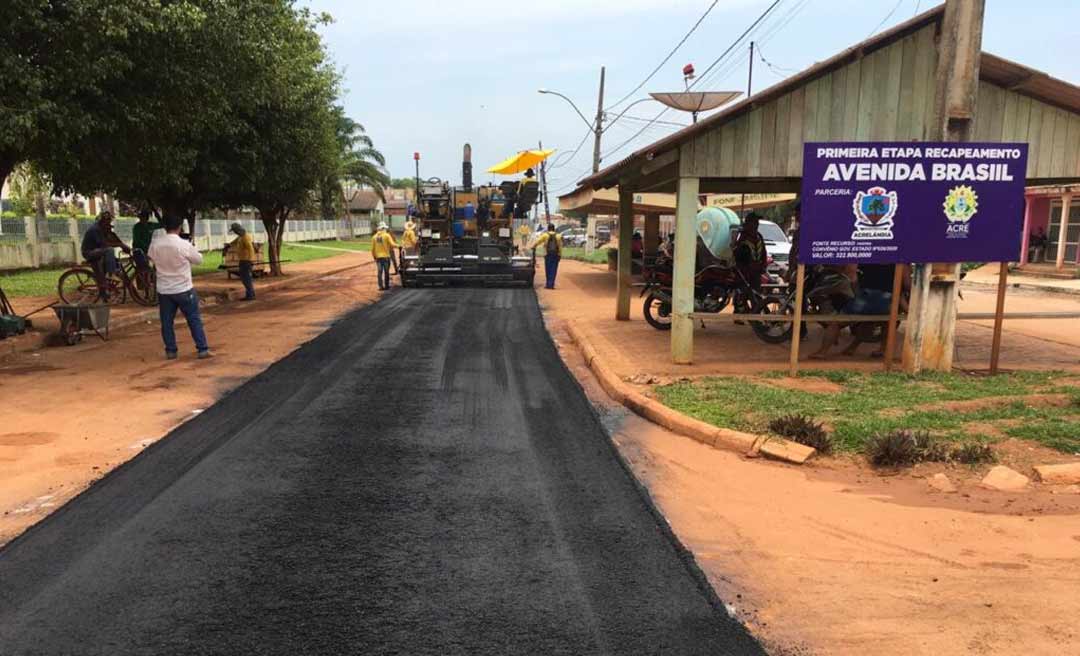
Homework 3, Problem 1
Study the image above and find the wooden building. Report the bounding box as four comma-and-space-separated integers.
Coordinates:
571, 2, 1080, 367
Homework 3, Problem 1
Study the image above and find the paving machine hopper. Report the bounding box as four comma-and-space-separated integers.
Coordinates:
400, 144, 537, 287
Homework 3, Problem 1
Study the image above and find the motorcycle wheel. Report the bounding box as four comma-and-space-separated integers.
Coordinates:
643, 291, 673, 331
751, 295, 795, 344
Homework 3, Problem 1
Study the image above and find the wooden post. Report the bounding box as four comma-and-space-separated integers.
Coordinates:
1018, 195, 1033, 266
989, 261, 1008, 374
1056, 193, 1072, 270
883, 265, 905, 371
671, 176, 700, 364
904, 0, 985, 373
615, 188, 634, 320
788, 264, 806, 376
643, 213, 660, 258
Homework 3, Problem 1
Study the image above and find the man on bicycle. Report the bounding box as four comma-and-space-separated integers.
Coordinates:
80, 211, 131, 303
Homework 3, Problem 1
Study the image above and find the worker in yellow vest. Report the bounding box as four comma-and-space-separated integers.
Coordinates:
402, 222, 419, 256
532, 223, 563, 289
371, 222, 399, 290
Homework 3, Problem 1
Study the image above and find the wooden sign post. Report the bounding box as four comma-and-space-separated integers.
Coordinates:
788, 264, 806, 376
989, 262, 1008, 374
882, 265, 905, 372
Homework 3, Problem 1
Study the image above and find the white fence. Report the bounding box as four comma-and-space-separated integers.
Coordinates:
0, 216, 373, 271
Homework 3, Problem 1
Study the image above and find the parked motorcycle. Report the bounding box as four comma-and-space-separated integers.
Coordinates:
640, 253, 773, 331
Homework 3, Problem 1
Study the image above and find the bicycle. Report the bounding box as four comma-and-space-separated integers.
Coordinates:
58, 255, 157, 306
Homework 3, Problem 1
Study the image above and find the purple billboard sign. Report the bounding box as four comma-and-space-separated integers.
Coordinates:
799, 142, 1028, 264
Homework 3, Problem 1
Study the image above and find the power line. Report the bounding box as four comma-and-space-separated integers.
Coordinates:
868, 0, 906, 38
617, 114, 689, 129
597, 1, 785, 165
756, 44, 797, 77
547, 126, 594, 171
604, 0, 721, 112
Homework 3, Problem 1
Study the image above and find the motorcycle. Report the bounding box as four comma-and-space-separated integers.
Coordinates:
640, 253, 773, 331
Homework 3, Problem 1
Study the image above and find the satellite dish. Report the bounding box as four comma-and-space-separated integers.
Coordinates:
649, 91, 742, 122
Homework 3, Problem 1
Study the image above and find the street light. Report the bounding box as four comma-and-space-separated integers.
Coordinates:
539, 87, 663, 173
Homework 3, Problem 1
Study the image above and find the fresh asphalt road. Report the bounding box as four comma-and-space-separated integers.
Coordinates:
0, 288, 764, 655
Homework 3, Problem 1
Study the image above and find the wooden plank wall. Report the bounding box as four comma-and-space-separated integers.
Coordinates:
974, 81, 1080, 180
679, 21, 1080, 182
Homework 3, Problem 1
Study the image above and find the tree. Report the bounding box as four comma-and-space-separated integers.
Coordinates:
0, 1, 154, 195
220, 6, 342, 275
318, 109, 389, 221
41, 1, 290, 233
389, 177, 418, 190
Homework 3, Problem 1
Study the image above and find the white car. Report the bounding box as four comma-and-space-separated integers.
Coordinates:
758, 219, 791, 277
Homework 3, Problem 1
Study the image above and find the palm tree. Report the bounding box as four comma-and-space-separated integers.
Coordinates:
319, 107, 390, 220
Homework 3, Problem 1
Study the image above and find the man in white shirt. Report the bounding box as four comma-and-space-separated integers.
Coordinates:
147, 215, 211, 360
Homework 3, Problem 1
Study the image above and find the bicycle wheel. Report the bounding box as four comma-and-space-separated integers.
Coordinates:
129, 268, 157, 306
58, 268, 102, 305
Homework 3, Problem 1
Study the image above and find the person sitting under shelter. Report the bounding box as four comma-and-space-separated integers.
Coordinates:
80, 210, 131, 303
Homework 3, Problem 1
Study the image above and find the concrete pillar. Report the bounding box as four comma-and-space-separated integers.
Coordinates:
1018, 195, 1033, 265
1057, 193, 1072, 270
644, 213, 660, 258
23, 216, 41, 268
671, 177, 699, 364
616, 189, 634, 320
67, 218, 80, 264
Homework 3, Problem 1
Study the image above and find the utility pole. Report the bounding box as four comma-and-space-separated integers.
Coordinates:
539, 140, 551, 220
740, 42, 755, 217
903, 0, 986, 373
592, 66, 606, 173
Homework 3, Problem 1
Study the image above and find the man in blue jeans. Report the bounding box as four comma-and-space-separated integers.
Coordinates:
147, 215, 211, 360
532, 223, 563, 289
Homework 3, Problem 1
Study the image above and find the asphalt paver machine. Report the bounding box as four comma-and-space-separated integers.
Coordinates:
400, 144, 536, 287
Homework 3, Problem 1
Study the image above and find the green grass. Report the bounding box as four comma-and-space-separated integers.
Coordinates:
562, 247, 609, 264
1, 239, 368, 297
0, 267, 68, 298
655, 370, 1080, 454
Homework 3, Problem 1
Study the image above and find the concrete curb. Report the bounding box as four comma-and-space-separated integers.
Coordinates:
1, 259, 373, 359
562, 320, 815, 465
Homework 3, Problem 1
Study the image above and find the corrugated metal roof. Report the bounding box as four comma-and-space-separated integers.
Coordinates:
578, 3, 1080, 190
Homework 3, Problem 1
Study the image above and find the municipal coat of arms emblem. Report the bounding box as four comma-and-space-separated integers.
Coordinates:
851, 186, 898, 240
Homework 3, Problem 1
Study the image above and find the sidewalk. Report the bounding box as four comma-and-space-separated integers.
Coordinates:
965, 262, 1080, 295
0, 254, 380, 545
539, 260, 1080, 378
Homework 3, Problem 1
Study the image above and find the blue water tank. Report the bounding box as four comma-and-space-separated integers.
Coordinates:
695, 206, 740, 261
452, 221, 466, 238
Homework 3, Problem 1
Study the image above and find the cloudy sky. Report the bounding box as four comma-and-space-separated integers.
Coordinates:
307, 0, 1080, 197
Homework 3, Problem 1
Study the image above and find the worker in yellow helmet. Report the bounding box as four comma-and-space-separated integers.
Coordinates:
402, 221, 419, 256
371, 222, 399, 290
532, 223, 563, 289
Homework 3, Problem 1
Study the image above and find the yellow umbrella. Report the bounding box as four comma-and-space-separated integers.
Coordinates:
486, 149, 555, 175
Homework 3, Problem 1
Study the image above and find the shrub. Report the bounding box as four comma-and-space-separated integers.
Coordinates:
865, 430, 947, 467
768, 414, 833, 454
949, 442, 996, 465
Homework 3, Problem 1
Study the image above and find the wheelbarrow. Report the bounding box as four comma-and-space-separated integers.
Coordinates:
52, 304, 110, 346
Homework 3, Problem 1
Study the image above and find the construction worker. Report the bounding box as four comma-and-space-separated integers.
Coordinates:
533, 223, 563, 290
402, 220, 419, 256
371, 222, 399, 290
517, 222, 532, 252
224, 222, 256, 300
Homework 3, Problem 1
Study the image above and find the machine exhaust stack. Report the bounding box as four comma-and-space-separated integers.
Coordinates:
462, 143, 473, 191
